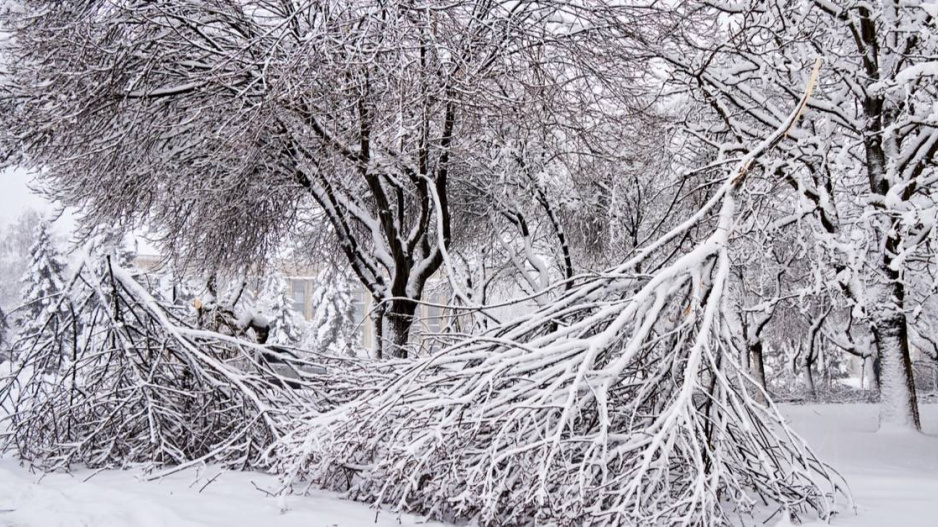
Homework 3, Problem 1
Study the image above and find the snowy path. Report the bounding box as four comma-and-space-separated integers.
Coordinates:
1, 404, 935, 526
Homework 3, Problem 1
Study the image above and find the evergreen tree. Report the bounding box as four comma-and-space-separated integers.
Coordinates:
262, 274, 305, 346
0, 210, 42, 310
307, 270, 359, 355
18, 222, 69, 339
0, 305, 10, 359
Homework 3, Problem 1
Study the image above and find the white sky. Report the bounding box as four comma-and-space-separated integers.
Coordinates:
1, 166, 76, 235
0, 167, 162, 256
0, 167, 42, 222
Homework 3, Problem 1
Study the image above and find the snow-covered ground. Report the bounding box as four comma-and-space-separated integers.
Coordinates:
0, 460, 449, 527
1, 403, 935, 526
779, 404, 938, 527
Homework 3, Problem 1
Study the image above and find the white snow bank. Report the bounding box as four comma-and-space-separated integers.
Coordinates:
0, 461, 448, 527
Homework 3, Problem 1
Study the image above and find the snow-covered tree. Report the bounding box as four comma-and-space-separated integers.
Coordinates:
0, 209, 41, 310
1, 256, 324, 471
656, 0, 938, 431
306, 271, 359, 355
0, 305, 10, 358
17, 221, 68, 341
0, 1, 656, 358
280, 87, 850, 525
262, 275, 305, 347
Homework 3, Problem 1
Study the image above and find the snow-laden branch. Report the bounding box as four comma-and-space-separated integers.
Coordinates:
0, 256, 364, 473
276, 60, 847, 526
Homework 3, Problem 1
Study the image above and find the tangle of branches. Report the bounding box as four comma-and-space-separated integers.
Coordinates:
276, 65, 850, 526
0, 256, 373, 473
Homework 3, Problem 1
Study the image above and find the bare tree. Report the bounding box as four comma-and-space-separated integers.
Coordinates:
0, 1, 650, 358
658, 0, 938, 431
278, 65, 849, 526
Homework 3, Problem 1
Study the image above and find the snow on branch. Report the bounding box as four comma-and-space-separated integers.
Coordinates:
0, 256, 359, 474
276, 61, 848, 525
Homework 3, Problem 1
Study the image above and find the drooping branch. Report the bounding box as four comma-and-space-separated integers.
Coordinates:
276, 60, 847, 527
0, 256, 365, 473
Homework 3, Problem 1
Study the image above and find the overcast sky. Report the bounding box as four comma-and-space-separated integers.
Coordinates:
1, 167, 163, 257
1, 167, 76, 233
1, 167, 49, 221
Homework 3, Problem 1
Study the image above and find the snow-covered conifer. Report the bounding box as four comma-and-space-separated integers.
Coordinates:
263, 274, 305, 346
0, 305, 10, 357
306, 271, 359, 355
17, 222, 68, 340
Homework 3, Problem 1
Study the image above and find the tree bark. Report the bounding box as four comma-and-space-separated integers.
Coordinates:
385, 299, 419, 359
871, 309, 920, 430
804, 356, 816, 401
867, 212, 920, 429
862, 68, 921, 429
372, 305, 386, 360
749, 340, 767, 402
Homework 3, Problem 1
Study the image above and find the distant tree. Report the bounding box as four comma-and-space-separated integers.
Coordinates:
0, 209, 42, 310
262, 274, 305, 347
306, 271, 359, 355
0, 304, 10, 357
18, 221, 68, 339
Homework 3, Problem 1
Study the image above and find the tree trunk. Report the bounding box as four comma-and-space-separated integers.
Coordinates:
871, 311, 920, 431
749, 340, 767, 402
372, 305, 385, 360
385, 299, 418, 359
856, 56, 921, 428
870, 226, 921, 431
804, 357, 816, 401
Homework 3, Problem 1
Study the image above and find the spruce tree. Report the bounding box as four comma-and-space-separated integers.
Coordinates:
263, 274, 305, 346
18, 222, 68, 339
0, 305, 10, 359
307, 270, 359, 354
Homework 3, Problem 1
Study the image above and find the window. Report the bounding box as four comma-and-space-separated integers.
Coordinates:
352, 289, 367, 326
290, 279, 306, 316
245, 277, 263, 305
426, 303, 443, 334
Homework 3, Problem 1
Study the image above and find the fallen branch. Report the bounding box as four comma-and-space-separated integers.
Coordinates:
276, 60, 848, 526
